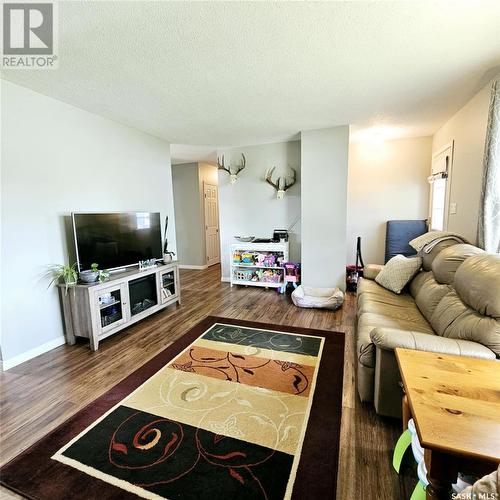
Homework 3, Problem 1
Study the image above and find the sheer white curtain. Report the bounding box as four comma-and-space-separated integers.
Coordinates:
478, 78, 500, 253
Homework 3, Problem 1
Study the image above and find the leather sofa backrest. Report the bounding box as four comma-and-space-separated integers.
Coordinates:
454, 253, 500, 319
409, 242, 500, 356
431, 244, 485, 284
421, 239, 458, 271
409, 270, 432, 299
409, 271, 452, 323
429, 290, 500, 356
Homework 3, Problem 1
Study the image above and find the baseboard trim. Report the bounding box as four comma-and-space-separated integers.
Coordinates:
178, 264, 209, 270
221, 277, 230, 282
1, 336, 66, 371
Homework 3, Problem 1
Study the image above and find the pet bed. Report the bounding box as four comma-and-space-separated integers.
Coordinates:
291, 285, 344, 310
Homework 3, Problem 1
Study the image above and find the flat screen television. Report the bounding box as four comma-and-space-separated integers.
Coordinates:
72, 212, 163, 271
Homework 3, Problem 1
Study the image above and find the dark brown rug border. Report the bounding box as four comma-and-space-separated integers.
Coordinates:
0, 316, 345, 500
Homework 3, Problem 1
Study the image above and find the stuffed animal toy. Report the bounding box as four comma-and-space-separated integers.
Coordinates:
263, 254, 276, 267
242, 252, 254, 264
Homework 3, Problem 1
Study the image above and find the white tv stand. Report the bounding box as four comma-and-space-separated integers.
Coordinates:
59, 261, 180, 351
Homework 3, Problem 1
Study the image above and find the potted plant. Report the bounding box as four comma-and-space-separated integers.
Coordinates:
96, 264, 110, 283
46, 262, 78, 293
79, 263, 99, 283
163, 215, 176, 264
79, 263, 110, 284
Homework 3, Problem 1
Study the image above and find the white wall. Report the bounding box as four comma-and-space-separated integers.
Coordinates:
1, 80, 176, 367
433, 83, 491, 243
347, 137, 432, 265
218, 141, 301, 280
301, 126, 349, 289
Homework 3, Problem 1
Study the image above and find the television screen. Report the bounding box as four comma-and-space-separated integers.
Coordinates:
72, 212, 163, 271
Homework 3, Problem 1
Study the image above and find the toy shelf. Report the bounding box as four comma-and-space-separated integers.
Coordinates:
231, 279, 283, 288
230, 242, 289, 289
233, 264, 284, 270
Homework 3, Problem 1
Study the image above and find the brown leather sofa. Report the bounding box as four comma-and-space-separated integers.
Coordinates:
356, 242, 500, 418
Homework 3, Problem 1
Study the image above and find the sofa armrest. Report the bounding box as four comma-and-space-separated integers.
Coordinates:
370, 327, 496, 359
363, 264, 384, 280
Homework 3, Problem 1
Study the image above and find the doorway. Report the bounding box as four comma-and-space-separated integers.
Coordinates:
204, 182, 220, 266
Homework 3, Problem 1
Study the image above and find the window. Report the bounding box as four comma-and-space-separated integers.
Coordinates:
135, 212, 151, 230
430, 177, 447, 231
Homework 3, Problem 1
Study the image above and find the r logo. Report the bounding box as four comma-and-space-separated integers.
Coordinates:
3, 3, 53, 55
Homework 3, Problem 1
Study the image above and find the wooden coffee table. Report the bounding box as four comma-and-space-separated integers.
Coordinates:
395, 348, 500, 500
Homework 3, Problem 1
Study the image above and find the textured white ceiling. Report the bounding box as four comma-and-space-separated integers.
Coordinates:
3, 1, 500, 148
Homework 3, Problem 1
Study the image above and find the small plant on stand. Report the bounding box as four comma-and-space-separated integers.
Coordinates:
92, 263, 110, 283
45, 263, 78, 293
78, 263, 110, 284
163, 215, 176, 263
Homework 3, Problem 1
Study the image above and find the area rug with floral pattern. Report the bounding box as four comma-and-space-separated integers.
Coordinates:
0, 316, 345, 500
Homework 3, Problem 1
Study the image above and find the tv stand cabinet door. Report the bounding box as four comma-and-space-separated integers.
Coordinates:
159, 265, 180, 305
90, 283, 129, 350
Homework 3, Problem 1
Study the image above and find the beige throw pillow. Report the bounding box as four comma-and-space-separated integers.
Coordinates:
375, 255, 422, 294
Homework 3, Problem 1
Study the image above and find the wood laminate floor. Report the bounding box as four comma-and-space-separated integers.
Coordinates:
0, 265, 415, 499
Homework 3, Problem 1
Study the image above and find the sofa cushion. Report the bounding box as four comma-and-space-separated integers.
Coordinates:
432, 244, 484, 284
357, 310, 433, 368
359, 277, 402, 297
375, 255, 422, 294
358, 279, 416, 307
430, 290, 500, 356
357, 278, 433, 368
358, 297, 426, 323
358, 311, 433, 334
454, 253, 500, 319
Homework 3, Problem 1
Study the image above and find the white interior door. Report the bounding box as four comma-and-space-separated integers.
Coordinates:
204, 183, 220, 266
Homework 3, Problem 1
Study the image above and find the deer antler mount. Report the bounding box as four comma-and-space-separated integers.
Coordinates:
217, 154, 246, 184
265, 167, 297, 199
